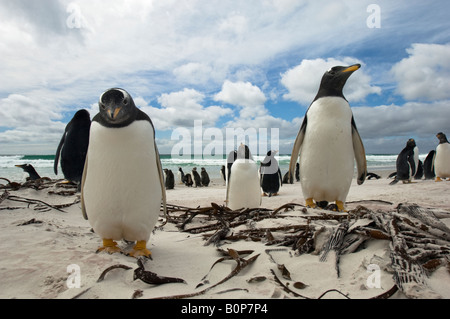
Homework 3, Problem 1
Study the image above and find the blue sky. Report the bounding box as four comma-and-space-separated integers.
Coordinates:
0, 0, 450, 155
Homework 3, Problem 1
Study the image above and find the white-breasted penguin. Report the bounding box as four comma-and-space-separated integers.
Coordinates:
434, 132, 450, 181
226, 144, 261, 210
81, 88, 166, 258
288, 64, 367, 211
54, 109, 91, 187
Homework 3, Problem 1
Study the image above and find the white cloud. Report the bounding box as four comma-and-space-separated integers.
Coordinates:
281, 58, 381, 106
141, 88, 232, 131
391, 43, 450, 101
214, 80, 267, 119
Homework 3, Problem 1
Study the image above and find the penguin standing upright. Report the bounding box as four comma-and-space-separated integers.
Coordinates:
192, 167, 201, 187
434, 132, 450, 181
288, 64, 367, 211
260, 150, 283, 197
226, 144, 261, 210
178, 167, 185, 184
54, 109, 91, 186
423, 150, 436, 180
200, 167, 210, 186
390, 138, 417, 185
81, 88, 166, 258
164, 169, 175, 190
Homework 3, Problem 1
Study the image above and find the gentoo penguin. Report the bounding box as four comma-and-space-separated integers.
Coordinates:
423, 150, 436, 180
226, 144, 261, 210
434, 132, 450, 181
260, 150, 283, 197
54, 109, 90, 187
220, 165, 226, 185
164, 169, 175, 190
81, 88, 166, 258
192, 167, 201, 187
201, 167, 210, 186
390, 138, 417, 185
288, 64, 367, 211
15, 164, 41, 181
178, 167, 185, 184
184, 173, 193, 187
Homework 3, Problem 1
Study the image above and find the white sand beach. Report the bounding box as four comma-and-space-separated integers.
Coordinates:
0, 171, 449, 301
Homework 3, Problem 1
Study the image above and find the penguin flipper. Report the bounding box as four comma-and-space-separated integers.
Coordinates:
54, 132, 66, 175
155, 146, 167, 217
351, 119, 367, 185
289, 116, 306, 183
80, 153, 88, 220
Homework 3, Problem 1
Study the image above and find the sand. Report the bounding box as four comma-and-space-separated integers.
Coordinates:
0, 171, 449, 302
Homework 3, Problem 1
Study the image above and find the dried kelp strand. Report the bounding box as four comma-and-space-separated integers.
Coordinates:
97, 264, 132, 282
133, 259, 186, 285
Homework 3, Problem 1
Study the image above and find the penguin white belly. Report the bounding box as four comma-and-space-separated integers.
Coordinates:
228, 159, 261, 210
435, 144, 450, 178
300, 97, 355, 202
83, 121, 162, 241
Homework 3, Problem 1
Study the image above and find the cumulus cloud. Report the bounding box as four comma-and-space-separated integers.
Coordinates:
391, 43, 450, 101
140, 88, 233, 131
281, 58, 381, 106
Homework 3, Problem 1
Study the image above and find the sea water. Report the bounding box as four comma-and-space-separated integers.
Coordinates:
0, 153, 428, 184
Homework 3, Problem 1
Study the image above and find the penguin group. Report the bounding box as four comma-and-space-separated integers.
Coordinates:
389, 132, 450, 184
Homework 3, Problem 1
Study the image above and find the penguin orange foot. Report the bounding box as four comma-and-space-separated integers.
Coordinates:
97, 239, 122, 254
335, 201, 346, 212
128, 240, 152, 258
305, 198, 316, 208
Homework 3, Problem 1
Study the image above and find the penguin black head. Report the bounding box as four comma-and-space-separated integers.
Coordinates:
98, 88, 138, 126
436, 132, 448, 144
237, 144, 252, 160
406, 138, 416, 148
72, 109, 91, 122
313, 64, 361, 102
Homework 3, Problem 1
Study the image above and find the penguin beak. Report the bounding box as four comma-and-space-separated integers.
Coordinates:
342, 64, 361, 73
107, 107, 122, 120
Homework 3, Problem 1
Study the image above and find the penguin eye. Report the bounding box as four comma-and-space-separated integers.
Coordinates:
123, 98, 128, 105
100, 103, 106, 110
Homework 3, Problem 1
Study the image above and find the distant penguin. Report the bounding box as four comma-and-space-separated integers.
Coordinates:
192, 167, 201, 187
15, 164, 41, 181
200, 167, 210, 187
295, 162, 300, 182
434, 132, 450, 181
390, 138, 417, 185
184, 173, 193, 187
164, 169, 175, 189
54, 109, 91, 186
423, 150, 436, 180
220, 165, 226, 185
282, 171, 289, 184
260, 150, 283, 197
81, 88, 166, 258
226, 144, 261, 210
178, 167, 185, 184
288, 64, 367, 211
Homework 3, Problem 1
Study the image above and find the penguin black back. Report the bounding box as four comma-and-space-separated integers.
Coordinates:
201, 167, 210, 186
423, 150, 436, 180
54, 109, 91, 183
192, 168, 201, 187
392, 138, 417, 184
